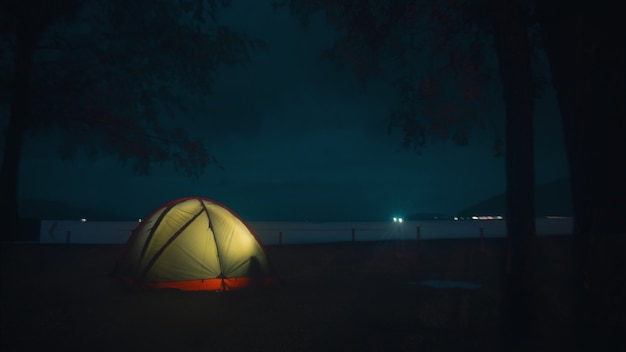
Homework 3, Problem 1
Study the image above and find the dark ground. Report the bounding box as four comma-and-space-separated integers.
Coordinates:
0, 236, 606, 351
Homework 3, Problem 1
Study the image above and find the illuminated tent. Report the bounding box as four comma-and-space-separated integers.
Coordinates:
113, 197, 277, 291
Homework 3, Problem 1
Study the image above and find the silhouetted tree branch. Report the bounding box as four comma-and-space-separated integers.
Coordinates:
278, 0, 540, 349
1, 0, 264, 238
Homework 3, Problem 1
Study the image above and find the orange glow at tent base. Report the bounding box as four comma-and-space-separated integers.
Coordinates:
112, 197, 279, 292
117, 276, 279, 291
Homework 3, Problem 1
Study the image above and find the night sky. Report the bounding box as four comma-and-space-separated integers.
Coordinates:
12, 1, 569, 222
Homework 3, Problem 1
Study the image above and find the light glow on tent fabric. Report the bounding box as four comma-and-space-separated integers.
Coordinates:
113, 197, 277, 291
204, 201, 268, 276
146, 213, 221, 281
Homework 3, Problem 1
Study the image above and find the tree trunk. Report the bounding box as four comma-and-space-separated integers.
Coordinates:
0, 22, 42, 241
491, 0, 538, 349
536, 1, 626, 347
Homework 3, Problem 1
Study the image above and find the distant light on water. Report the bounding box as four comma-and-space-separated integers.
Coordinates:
470, 215, 503, 220
80, 218, 87, 222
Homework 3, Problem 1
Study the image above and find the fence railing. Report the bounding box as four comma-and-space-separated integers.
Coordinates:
38, 218, 573, 245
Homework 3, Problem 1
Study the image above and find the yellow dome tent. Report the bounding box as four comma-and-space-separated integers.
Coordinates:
113, 197, 277, 291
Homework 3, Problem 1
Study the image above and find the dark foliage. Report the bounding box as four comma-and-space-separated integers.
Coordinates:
0, 0, 265, 238
2, 0, 265, 177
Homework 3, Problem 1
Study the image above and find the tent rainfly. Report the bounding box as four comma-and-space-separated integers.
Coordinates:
113, 197, 277, 291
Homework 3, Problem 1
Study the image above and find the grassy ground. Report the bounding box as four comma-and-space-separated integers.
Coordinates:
0, 236, 597, 351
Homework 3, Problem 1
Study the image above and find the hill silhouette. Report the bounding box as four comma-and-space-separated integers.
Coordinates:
457, 178, 572, 217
